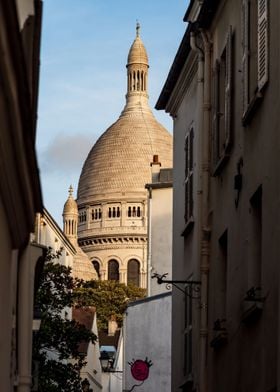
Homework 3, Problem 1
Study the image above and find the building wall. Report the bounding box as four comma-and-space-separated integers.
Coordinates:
0, 1, 43, 390
157, 0, 280, 391
207, 1, 280, 391
0, 195, 15, 391
78, 194, 148, 288
170, 55, 201, 390
123, 293, 171, 392
148, 185, 173, 296
36, 210, 75, 268
80, 312, 103, 392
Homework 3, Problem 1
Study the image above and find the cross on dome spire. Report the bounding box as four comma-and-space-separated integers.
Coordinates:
125, 23, 149, 105
136, 21, 140, 37
68, 184, 73, 198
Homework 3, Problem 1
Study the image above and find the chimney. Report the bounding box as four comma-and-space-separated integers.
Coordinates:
150, 154, 161, 183
108, 315, 118, 336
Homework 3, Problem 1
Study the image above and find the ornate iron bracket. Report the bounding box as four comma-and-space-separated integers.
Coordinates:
151, 273, 201, 299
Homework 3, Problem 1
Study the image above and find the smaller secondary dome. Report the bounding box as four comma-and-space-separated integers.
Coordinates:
63, 185, 78, 215
73, 248, 97, 281
127, 23, 148, 66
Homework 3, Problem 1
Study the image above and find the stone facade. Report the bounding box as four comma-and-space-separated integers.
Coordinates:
63, 186, 97, 281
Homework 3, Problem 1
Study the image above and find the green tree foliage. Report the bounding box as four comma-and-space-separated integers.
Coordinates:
74, 280, 146, 330
33, 248, 97, 392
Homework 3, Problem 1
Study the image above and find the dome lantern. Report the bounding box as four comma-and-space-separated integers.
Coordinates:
126, 22, 149, 99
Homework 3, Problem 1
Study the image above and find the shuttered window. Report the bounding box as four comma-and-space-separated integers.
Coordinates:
242, 0, 268, 122
257, 0, 268, 89
212, 27, 233, 173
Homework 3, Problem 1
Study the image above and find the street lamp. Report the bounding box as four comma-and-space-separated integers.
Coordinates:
99, 350, 123, 373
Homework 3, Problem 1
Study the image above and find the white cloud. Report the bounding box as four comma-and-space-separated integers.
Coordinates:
39, 133, 95, 175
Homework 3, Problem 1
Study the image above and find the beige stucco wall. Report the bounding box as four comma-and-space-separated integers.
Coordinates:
148, 185, 173, 296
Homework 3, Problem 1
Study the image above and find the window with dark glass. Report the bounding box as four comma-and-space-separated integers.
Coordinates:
249, 186, 262, 288
127, 259, 140, 286
218, 230, 228, 319
92, 260, 101, 278
212, 26, 233, 171
108, 260, 119, 281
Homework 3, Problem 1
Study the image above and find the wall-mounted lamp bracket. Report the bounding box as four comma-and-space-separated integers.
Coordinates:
151, 273, 201, 298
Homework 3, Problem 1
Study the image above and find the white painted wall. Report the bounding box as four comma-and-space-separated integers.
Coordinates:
35, 210, 75, 269
80, 312, 102, 391
148, 186, 173, 296
123, 293, 171, 392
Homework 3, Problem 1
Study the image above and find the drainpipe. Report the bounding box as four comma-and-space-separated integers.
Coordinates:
190, 29, 211, 392
146, 186, 152, 296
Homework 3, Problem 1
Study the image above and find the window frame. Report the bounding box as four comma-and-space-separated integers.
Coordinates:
184, 127, 194, 224
127, 259, 140, 287
212, 26, 233, 176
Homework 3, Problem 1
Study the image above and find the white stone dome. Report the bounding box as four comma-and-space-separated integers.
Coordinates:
77, 24, 172, 205
76, 25, 172, 289
77, 112, 172, 204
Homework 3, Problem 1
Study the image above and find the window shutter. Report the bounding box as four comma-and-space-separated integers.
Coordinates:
225, 26, 233, 149
212, 61, 219, 166
184, 134, 189, 221
242, 0, 249, 112
190, 128, 194, 172
257, 0, 268, 90
189, 129, 194, 217
185, 135, 189, 178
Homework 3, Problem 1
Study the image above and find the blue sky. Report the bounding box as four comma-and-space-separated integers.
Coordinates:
36, 0, 189, 226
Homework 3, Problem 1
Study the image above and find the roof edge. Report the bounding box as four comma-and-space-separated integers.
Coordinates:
156, 0, 220, 112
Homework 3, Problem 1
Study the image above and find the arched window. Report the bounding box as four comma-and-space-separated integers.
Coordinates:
132, 206, 136, 217
92, 261, 100, 278
128, 206, 132, 217
117, 207, 120, 218
137, 206, 141, 217
137, 70, 140, 90
108, 207, 112, 218
108, 260, 119, 281
98, 208, 102, 219
133, 71, 136, 90
141, 71, 144, 90
127, 259, 140, 286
